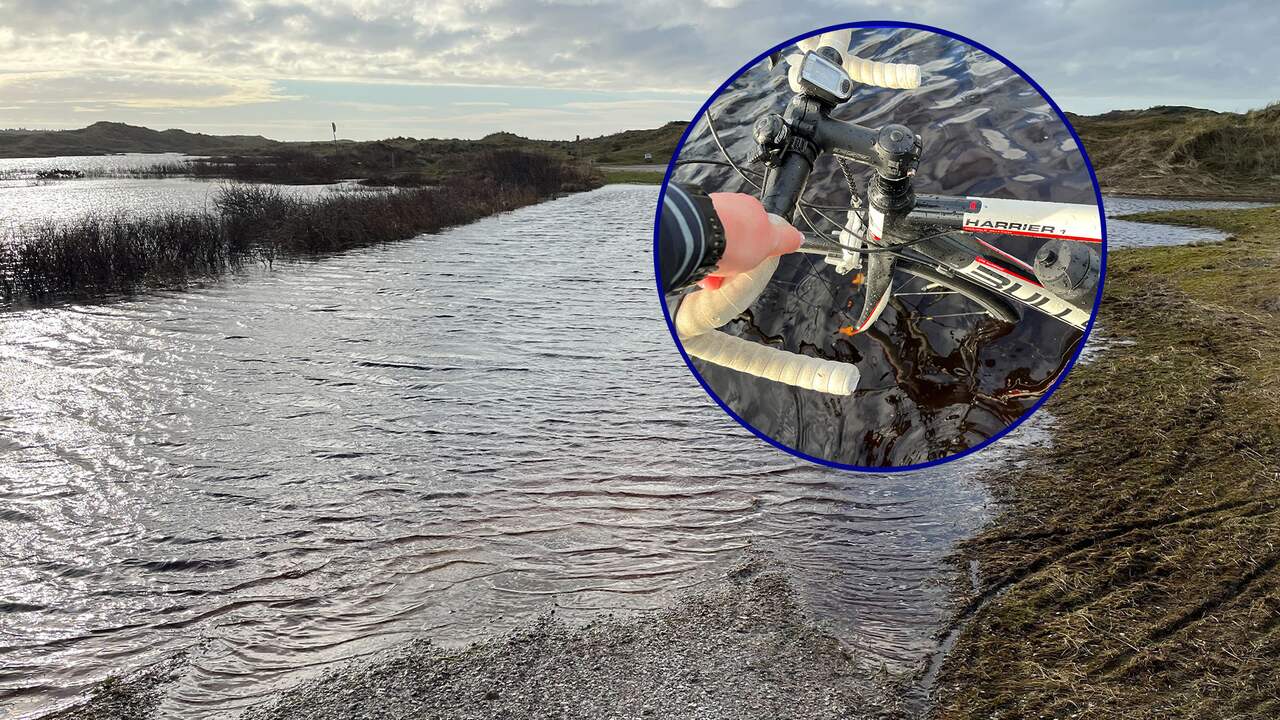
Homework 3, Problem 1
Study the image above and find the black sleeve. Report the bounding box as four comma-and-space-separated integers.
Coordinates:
658, 183, 726, 293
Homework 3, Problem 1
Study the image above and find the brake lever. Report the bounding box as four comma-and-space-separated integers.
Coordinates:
852, 250, 896, 334
797, 232, 842, 255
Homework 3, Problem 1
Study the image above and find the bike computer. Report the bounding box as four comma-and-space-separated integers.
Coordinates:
797, 50, 853, 106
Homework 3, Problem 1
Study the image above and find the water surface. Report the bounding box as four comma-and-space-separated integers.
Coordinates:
0, 153, 199, 179
0, 185, 1005, 718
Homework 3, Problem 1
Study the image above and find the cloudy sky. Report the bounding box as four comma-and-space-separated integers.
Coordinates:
0, 0, 1276, 141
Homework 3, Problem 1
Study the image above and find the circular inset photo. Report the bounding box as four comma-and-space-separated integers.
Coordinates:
655, 23, 1105, 470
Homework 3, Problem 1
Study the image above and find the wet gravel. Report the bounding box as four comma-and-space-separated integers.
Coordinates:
239, 557, 905, 720
48, 655, 187, 720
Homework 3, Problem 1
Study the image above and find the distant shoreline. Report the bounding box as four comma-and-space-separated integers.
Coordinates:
0, 121, 685, 188
9, 103, 1280, 202
1100, 187, 1280, 203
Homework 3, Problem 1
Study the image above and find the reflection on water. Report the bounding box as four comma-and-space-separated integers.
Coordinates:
0, 185, 1005, 718
0, 175, 354, 235
1103, 195, 1272, 248
0, 153, 199, 178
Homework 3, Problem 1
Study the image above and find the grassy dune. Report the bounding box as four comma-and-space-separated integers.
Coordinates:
934, 205, 1280, 718
0, 121, 278, 158
0, 120, 684, 185
0, 150, 601, 305
1072, 105, 1280, 199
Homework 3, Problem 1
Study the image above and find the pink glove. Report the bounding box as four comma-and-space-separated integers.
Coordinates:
699, 193, 804, 290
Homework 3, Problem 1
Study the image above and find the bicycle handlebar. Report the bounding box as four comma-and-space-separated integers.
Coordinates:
793, 29, 922, 91
670, 38, 1090, 394
681, 331, 859, 395
676, 47, 922, 398
845, 57, 921, 89
672, 38, 1100, 396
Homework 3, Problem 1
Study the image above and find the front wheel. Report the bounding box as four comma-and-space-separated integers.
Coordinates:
896, 259, 1021, 325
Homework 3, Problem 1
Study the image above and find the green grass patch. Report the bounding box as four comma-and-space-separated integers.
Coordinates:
600, 169, 666, 185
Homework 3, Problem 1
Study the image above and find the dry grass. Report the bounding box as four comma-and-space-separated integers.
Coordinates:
1074, 106, 1280, 199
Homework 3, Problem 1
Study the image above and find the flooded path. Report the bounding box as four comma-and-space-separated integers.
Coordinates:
0, 185, 1007, 718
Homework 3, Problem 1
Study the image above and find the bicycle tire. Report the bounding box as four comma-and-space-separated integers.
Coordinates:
895, 259, 1020, 325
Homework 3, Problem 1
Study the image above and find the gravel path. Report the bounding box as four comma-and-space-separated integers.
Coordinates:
243, 558, 905, 720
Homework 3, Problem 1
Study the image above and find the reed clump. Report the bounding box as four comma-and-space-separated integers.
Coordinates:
0, 150, 601, 305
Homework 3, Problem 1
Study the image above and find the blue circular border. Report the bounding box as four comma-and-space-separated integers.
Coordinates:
652, 20, 1108, 473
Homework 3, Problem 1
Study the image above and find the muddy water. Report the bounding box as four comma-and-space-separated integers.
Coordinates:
0, 185, 1018, 718
672, 27, 1095, 467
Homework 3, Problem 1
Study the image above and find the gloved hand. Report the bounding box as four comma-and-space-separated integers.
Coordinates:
699, 193, 803, 289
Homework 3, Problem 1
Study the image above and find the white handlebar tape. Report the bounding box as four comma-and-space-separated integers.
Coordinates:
681, 331, 859, 396
816, 29, 854, 58
675, 257, 778, 338
674, 256, 858, 396
844, 57, 921, 89
795, 35, 822, 54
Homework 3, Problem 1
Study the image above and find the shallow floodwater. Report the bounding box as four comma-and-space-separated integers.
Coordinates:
1104, 195, 1271, 247
0, 185, 1014, 718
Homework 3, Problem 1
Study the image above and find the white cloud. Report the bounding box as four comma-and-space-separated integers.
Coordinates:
0, 70, 292, 109
0, 0, 1276, 138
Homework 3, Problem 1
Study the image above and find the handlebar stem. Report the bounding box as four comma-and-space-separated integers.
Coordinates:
812, 118, 878, 166
755, 95, 825, 216
754, 92, 922, 222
